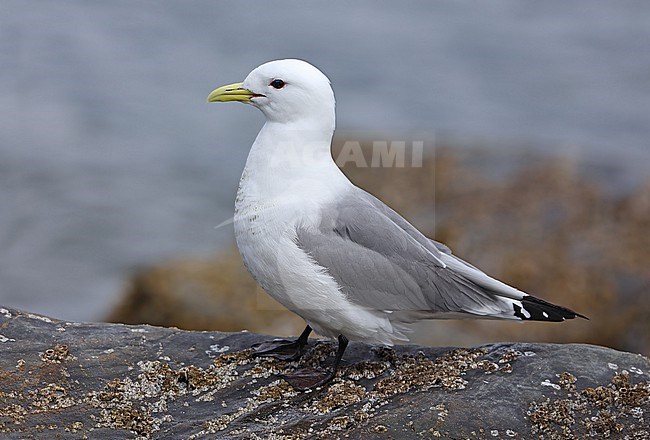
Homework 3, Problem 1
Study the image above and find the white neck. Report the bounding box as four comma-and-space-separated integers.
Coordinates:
237, 119, 350, 209
247, 119, 343, 178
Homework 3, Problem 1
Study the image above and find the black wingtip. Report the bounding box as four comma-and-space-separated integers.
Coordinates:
514, 295, 588, 322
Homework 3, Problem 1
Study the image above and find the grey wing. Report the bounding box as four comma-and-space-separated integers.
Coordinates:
295, 188, 522, 319
362, 189, 527, 299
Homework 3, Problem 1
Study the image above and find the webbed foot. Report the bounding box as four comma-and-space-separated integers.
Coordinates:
251, 325, 312, 362
282, 367, 336, 390
252, 339, 305, 361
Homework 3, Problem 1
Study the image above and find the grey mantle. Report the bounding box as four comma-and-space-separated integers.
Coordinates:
0, 305, 648, 439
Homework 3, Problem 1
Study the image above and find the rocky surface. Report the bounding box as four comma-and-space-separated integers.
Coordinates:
1, 306, 649, 439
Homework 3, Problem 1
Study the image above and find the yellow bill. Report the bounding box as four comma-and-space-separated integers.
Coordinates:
207, 82, 256, 103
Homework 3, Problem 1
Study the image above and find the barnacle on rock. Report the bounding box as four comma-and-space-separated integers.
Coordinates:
528, 371, 649, 439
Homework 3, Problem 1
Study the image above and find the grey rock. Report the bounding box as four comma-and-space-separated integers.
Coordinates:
0, 305, 648, 439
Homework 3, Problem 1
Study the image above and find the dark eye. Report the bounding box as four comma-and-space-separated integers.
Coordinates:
270, 79, 285, 89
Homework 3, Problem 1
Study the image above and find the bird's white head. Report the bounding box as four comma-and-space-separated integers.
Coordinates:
208, 59, 335, 130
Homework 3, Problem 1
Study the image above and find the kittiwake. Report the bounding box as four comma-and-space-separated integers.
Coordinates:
207, 59, 586, 390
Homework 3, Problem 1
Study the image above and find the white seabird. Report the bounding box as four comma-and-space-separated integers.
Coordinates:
207, 59, 586, 389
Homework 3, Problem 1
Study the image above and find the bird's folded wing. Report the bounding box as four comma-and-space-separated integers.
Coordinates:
294, 188, 518, 317
362, 188, 527, 300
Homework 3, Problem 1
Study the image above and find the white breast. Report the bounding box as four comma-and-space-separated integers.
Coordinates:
234, 162, 401, 343
232, 124, 409, 344
234, 157, 345, 320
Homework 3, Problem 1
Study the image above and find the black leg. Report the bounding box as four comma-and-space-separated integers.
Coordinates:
331, 334, 349, 372
251, 325, 312, 361
283, 334, 349, 390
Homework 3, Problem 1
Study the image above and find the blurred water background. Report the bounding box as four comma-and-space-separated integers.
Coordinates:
1, 1, 649, 321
